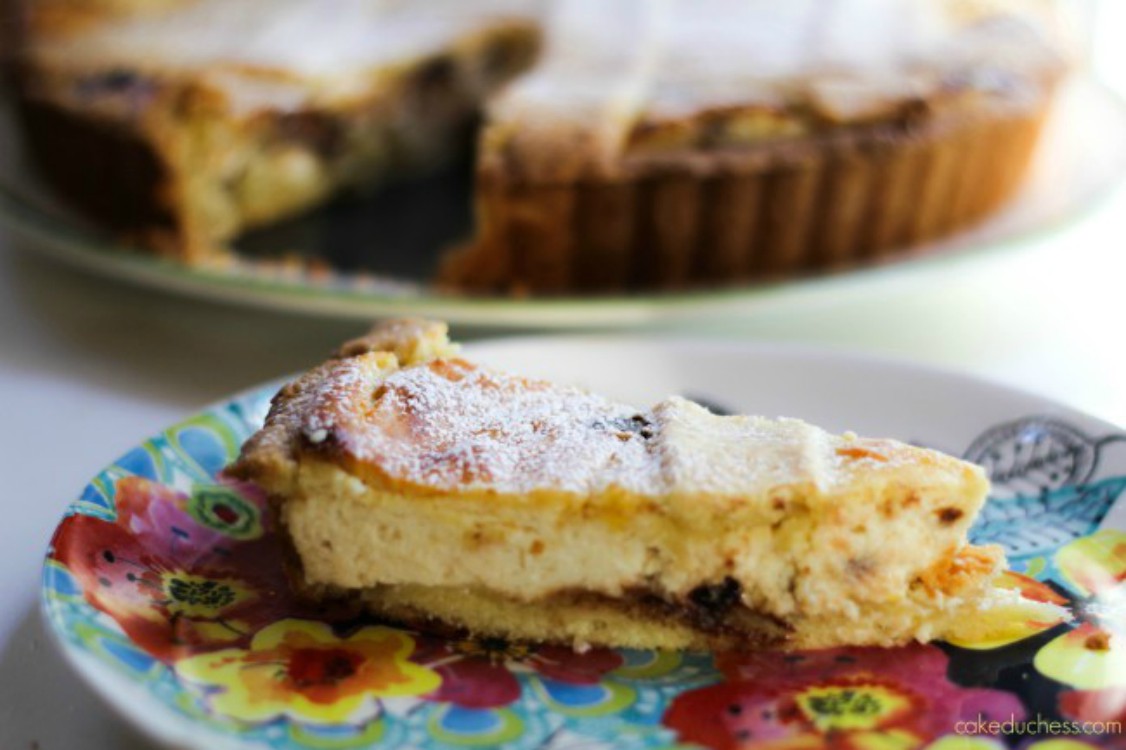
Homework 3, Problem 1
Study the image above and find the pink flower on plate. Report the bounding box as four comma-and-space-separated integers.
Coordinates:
412, 635, 624, 708
51, 476, 307, 662
665, 644, 1024, 750
1058, 686, 1126, 731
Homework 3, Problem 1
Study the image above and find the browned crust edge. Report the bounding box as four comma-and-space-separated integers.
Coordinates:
356, 588, 791, 653
228, 318, 451, 493
14, 95, 184, 246
10, 18, 542, 261
441, 98, 1055, 294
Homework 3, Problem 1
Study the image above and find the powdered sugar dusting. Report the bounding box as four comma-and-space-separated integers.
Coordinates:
305, 358, 955, 499
655, 399, 837, 495
235, 320, 979, 506
341, 360, 661, 494
238, 354, 390, 469
487, 0, 1063, 179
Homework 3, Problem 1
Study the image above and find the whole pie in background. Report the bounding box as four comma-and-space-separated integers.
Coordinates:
8, 0, 1070, 294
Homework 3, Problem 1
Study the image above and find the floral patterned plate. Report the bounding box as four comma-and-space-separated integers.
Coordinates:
41, 338, 1126, 750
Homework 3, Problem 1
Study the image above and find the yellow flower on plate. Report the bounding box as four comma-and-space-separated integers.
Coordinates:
944, 571, 1070, 651
1034, 530, 1126, 691
1054, 530, 1126, 599
159, 572, 256, 619
793, 684, 912, 732
175, 619, 440, 724
1035, 623, 1126, 691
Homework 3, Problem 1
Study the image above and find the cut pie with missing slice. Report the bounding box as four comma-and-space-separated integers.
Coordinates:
231, 319, 1066, 651
11, 0, 1068, 291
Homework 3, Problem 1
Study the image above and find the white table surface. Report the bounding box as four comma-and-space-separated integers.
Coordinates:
4, 18, 1126, 750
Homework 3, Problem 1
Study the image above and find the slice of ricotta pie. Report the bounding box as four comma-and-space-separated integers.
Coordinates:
231, 319, 1065, 651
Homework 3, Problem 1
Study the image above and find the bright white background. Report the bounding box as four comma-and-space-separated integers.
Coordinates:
1, 4, 1125, 748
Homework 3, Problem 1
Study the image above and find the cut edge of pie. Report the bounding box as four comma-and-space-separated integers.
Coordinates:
231, 318, 1069, 651
10, 0, 542, 262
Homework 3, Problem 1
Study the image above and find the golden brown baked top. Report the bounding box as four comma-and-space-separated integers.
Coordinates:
482, 0, 1070, 182
234, 319, 986, 509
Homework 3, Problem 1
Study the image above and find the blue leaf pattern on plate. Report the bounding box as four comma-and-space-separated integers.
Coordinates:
971, 476, 1126, 558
